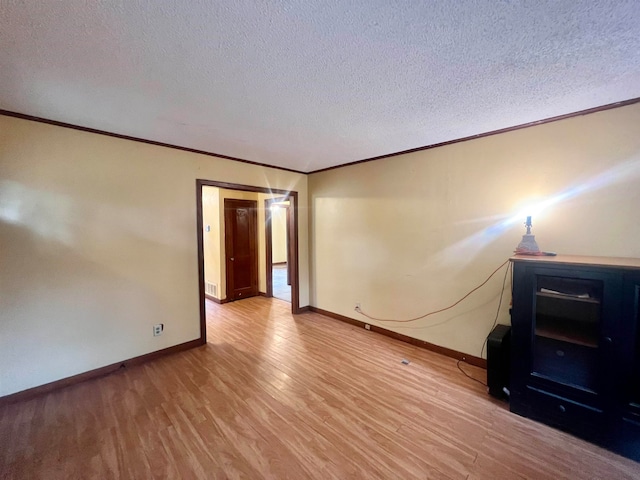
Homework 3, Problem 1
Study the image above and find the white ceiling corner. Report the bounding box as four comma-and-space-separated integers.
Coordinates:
1, 1, 639, 172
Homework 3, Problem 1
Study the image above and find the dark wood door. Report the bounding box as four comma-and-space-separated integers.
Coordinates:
224, 199, 258, 301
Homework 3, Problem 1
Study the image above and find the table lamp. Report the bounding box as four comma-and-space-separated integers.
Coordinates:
515, 216, 541, 254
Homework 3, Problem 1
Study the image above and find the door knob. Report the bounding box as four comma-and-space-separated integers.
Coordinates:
230, 257, 234, 261
604, 336, 612, 344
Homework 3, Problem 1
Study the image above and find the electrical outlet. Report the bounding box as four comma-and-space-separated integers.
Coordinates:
153, 324, 164, 336
365, 323, 371, 330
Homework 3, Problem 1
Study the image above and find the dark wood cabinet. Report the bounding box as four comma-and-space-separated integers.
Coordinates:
615, 272, 640, 458
510, 255, 640, 461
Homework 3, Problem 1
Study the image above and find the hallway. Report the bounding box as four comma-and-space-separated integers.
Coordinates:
272, 263, 290, 302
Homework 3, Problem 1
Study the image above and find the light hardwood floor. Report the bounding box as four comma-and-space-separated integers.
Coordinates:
1, 297, 639, 479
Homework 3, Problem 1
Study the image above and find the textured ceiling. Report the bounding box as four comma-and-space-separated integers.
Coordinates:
1, 1, 639, 173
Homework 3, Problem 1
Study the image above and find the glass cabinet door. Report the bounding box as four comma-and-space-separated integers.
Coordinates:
532, 275, 603, 393
628, 283, 640, 411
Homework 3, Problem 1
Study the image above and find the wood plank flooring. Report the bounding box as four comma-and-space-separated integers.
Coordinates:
1, 296, 639, 479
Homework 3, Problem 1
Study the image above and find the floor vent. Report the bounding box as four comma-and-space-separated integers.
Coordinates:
205, 282, 217, 297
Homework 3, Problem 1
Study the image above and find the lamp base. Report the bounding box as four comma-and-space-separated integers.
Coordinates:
516, 234, 540, 255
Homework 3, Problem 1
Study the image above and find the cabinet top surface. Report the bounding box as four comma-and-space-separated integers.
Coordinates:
510, 254, 640, 270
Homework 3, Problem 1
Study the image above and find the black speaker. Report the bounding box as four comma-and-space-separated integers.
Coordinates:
487, 324, 511, 399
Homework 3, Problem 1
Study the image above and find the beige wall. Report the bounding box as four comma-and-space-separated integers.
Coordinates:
309, 103, 640, 358
271, 205, 288, 264
202, 186, 222, 298
0, 115, 308, 397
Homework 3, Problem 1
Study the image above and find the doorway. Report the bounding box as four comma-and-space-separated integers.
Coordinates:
265, 197, 292, 302
196, 180, 301, 340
